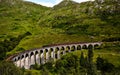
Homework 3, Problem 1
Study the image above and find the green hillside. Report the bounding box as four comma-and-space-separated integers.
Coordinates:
0, 0, 49, 39
0, 0, 120, 56
0, 0, 120, 75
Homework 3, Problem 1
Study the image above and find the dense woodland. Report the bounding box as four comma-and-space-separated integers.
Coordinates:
0, 0, 120, 75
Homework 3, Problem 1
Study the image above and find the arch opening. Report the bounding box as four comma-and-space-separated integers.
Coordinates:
66, 46, 70, 52
30, 52, 34, 57
94, 44, 99, 49
60, 47, 65, 55
18, 57, 20, 60
21, 55, 24, 59
35, 51, 38, 55
14, 58, 17, 61
71, 46, 76, 51
77, 45, 81, 50
25, 54, 28, 58
55, 47, 59, 59
40, 50, 43, 54
82, 45, 87, 49
88, 44, 93, 49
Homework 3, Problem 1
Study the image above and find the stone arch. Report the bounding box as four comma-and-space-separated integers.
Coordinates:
71, 45, 76, 51
77, 45, 81, 50
82, 45, 87, 49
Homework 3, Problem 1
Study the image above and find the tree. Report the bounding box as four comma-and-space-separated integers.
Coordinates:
0, 61, 23, 75
96, 56, 115, 75
87, 45, 97, 75
80, 52, 85, 67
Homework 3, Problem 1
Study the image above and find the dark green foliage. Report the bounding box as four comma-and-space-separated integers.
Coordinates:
55, 53, 80, 75
0, 61, 23, 75
87, 45, 96, 75
96, 56, 115, 75
0, 32, 30, 60
80, 52, 86, 67
102, 37, 120, 42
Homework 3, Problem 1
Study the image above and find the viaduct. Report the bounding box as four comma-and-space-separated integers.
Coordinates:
8, 42, 102, 69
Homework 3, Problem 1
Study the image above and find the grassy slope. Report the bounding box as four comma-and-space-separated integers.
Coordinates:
0, 0, 120, 57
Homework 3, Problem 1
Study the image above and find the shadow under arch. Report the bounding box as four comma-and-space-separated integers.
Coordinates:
82, 45, 87, 49
71, 45, 76, 51
55, 47, 60, 59
35, 51, 38, 55
60, 46, 65, 55
66, 46, 70, 52
30, 52, 34, 57
21, 55, 24, 59
94, 44, 99, 49
18, 56, 20, 61
88, 44, 93, 49
25, 54, 29, 58
77, 45, 81, 50
14, 58, 17, 62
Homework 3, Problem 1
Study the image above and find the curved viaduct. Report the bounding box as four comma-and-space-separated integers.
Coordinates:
9, 42, 102, 69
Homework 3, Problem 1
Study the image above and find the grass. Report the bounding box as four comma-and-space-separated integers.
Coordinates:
73, 48, 120, 67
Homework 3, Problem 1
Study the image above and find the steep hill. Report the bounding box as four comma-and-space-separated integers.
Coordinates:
0, 0, 49, 40
39, 0, 120, 36
0, 0, 119, 55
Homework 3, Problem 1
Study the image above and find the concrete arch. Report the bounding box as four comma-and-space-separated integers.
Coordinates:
88, 44, 93, 49
71, 45, 76, 51
21, 55, 25, 68
66, 46, 70, 52
24, 53, 29, 69
30, 52, 34, 56
55, 47, 60, 59
21, 55, 24, 59
94, 44, 99, 49
77, 45, 81, 50
30, 52, 35, 67
45, 49, 49, 62
82, 45, 87, 49
60, 46, 65, 55
40, 50, 45, 64
9, 42, 102, 69
40, 50, 43, 54
25, 54, 29, 58
35, 51, 40, 65
49, 48, 54, 60
35, 51, 38, 54
16, 56, 21, 67
14, 58, 17, 61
